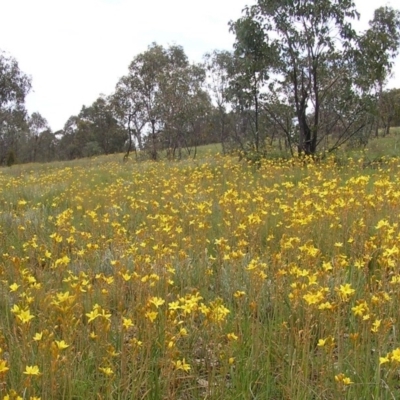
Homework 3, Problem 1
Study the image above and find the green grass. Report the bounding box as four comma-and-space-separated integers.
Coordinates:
1, 131, 400, 398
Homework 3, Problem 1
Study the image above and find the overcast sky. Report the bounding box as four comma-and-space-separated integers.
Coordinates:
1, 0, 399, 132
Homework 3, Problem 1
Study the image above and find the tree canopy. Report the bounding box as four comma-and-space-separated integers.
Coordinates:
0, 51, 31, 163
1, 1, 400, 164
228, 0, 400, 155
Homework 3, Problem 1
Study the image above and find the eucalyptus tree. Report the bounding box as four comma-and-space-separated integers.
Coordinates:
157, 50, 211, 159
204, 45, 277, 155
355, 7, 400, 137
356, 7, 400, 93
28, 112, 49, 162
57, 115, 88, 159
113, 43, 171, 159
203, 50, 236, 153
79, 96, 126, 155
231, 0, 400, 155
228, 16, 277, 154
34, 129, 57, 163
379, 88, 400, 136
114, 43, 211, 160
0, 50, 31, 163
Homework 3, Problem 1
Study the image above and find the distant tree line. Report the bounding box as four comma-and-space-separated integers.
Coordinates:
1, 2, 400, 164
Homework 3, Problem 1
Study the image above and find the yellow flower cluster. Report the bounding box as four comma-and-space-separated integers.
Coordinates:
0, 154, 400, 397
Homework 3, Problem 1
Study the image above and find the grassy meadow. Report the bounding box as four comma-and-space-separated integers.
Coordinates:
2, 141, 400, 398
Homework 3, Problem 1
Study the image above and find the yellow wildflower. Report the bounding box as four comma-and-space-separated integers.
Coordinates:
99, 367, 114, 376
9, 283, 20, 292
337, 284, 355, 301
33, 332, 43, 341
0, 360, 9, 373
173, 358, 191, 372
227, 332, 238, 341
380, 356, 390, 365
149, 297, 165, 308
55, 340, 69, 350
391, 348, 400, 363
122, 317, 134, 329
145, 311, 158, 322
23, 365, 41, 375
17, 309, 35, 324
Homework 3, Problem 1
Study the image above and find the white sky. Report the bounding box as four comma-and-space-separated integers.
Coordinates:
1, 0, 399, 132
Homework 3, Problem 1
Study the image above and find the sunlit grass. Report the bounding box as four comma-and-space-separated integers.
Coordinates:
1, 151, 400, 398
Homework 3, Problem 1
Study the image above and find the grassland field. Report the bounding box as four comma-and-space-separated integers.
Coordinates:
1, 132, 400, 399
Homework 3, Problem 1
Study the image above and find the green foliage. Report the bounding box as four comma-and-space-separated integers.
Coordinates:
6, 150, 16, 166
356, 7, 400, 89
379, 88, 400, 135
229, 0, 400, 156
82, 141, 103, 157
0, 50, 31, 164
113, 43, 212, 161
0, 50, 31, 108
58, 96, 126, 160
